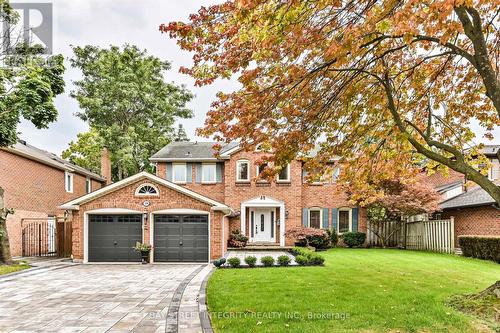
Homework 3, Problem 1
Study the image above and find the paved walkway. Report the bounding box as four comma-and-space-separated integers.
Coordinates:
0, 263, 211, 333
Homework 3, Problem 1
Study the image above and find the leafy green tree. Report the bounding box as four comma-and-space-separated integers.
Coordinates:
0, 0, 65, 263
62, 129, 104, 174
174, 124, 189, 142
68, 45, 193, 180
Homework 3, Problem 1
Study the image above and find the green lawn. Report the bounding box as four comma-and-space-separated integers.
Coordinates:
0, 262, 30, 276
207, 249, 500, 333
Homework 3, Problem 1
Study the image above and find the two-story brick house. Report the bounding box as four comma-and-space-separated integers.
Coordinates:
61, 141, 366, 263
1, 140, 107, 256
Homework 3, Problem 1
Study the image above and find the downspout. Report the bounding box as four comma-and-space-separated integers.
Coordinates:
221, 209, 232, 257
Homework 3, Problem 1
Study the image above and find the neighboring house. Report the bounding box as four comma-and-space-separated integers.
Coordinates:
440, 185, 500, 246
61, 141, 366, 263
0, 140, 107, 256
419, 145, 500, 246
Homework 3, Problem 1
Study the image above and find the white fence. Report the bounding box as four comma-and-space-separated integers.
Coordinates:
367, 218, 455, 254
405, 218, 455, 253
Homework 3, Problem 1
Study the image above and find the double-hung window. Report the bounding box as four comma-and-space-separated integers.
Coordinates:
277, 164, 290, 182
65, 172, 74, 193
85, 177, 92, 193
202, 163, 216, 183
173, 163, 187, 183
308, 208, 322, 229
236, 160, 249, 182
338, 209, 351, 233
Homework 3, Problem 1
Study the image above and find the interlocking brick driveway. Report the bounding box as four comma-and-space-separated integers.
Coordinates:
0, 264, 205, 333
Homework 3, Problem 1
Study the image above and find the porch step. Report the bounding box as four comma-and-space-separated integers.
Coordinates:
228, 246, 294, 251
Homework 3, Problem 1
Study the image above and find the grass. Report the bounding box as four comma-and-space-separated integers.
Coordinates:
207, 248, 500, 333
0, 261, 30, 276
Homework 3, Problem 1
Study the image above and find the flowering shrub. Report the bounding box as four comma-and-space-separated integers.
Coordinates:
228, 229, 248, 248
285, 226, 330, 249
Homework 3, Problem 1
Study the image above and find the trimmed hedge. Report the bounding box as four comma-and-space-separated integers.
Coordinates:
277, 255, 291, 266
261, 256, 275, 267
290, 247, 325, 266
342, 232, 366, 248
459, 236, 500, 263
227, 257, 241, 268
244, 256, 257, 267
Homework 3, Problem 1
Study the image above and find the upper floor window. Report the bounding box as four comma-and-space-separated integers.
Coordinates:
332, 167, 340, 182
85, 177, 92, 194
277, 164, 290, 182
236, 160, 250, 182
257, 163, 269, 182
202, 163, 216, 183
135, 183, 159, 196
65, 172, 74, 193
308, 208, 322, 229
173, 163, 187, 183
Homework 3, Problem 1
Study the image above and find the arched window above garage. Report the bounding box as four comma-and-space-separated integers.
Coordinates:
135, 183, 159, 196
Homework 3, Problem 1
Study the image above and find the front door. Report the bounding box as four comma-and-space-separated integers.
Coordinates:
252, 209, 275, 242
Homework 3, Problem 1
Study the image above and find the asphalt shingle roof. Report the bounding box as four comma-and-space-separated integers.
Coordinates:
440, 185, 496, 210
5, 140, 105, 181
150, 141, 239, 160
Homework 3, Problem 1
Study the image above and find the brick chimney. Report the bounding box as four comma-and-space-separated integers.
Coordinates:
101, 146, 112, 185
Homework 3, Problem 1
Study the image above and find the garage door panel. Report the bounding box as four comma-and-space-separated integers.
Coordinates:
88, 214, 142, 262
154, 214, 208, 262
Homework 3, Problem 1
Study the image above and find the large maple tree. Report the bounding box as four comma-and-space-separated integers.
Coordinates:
162, 0, 500, 204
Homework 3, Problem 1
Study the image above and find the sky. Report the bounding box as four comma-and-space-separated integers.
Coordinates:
13, 0, 500, 155
16, 0, 239, 155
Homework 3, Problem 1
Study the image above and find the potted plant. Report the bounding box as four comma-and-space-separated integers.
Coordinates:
134, 242, 152, 264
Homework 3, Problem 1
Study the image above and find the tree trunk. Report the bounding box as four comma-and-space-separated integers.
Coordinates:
0, 186, 13, 264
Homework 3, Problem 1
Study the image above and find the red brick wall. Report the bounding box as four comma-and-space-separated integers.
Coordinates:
71, 178, 225, 261
0, 149, 104, 256
441, 205, 500, 246
155, 150, 367, 245
223, 151, 303, 245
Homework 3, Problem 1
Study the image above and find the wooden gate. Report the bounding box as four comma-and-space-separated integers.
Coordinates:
367, 220, 404, 247
21, 217, 72, 257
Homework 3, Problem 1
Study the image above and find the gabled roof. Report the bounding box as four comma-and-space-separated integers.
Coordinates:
59, 171, 231, 212
150, 141, 239, 161
3, 140, 105, 181
435, 180, 463, 193
440, 185, 496, 210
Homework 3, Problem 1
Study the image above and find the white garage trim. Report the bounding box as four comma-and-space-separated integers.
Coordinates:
150, 210, 210, 264
152, 209, 209, 215
83, 209, 144, 264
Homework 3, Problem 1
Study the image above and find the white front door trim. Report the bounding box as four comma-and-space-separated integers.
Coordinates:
240, 196, 286, 246
250, 208, 275, 242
